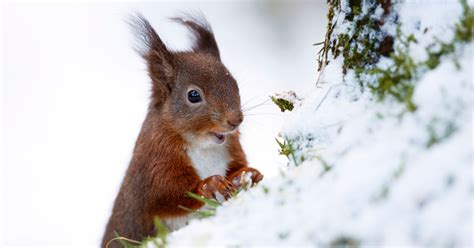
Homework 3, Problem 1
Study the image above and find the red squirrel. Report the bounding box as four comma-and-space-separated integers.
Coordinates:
101, 13, 263, 247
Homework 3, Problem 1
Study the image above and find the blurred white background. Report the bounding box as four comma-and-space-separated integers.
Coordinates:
1, 1, 326, 247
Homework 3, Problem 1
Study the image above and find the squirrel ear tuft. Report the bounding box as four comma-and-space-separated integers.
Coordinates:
171, 12, 221, 60
129, 13, 175, 105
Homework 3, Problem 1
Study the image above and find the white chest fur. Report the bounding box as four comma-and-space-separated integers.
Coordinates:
165, 136, 230, 231
186, 141, 230, 179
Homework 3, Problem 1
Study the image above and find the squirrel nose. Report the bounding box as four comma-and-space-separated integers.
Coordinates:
227, 114, 243, 131
227, 121, 238, 131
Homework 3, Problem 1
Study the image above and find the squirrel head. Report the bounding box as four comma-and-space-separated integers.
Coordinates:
132, 13, 243, 145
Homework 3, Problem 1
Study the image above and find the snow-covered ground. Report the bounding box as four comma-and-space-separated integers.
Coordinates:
164, 1, 473, 246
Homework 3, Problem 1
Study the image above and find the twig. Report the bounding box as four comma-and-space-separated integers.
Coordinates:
105, 236, 141, 248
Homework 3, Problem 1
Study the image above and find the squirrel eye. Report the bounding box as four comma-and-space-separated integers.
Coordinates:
187, 90, 202, 103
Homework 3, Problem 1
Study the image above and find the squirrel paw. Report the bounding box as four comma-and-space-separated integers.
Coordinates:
196, 175, 236, 202
229, 167, 264, 189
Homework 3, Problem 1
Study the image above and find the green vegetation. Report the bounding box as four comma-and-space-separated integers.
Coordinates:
317, 0, 338, 70
274, 0, 472, 179
330, 236, 360, 248
179, 192, 221, 218
368, 28, 418, 112
112, 189, 246, 248
318, 0, 473, 112
113, 188, 252, 248
148, 218, 169, 248
317, 0, 392, 76
110, 218, 169, 248
369, 0, 473, 111
271, 96, 295, 112
179, 183, 257, 219
275, 136, 299, 166
455, 0, 474, 42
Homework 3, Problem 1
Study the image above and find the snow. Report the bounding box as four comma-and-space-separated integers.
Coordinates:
161, 1, 474, 246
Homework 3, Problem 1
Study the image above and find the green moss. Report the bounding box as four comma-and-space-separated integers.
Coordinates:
271, 96, 295, 112
318, 0, 393, 78
425, 43, 455, 69
343, 15, 383, 74
368, 27, 419, 112
369, 0, 473, 112
347, 0, 362, 21
455, 0, 474, 42
318, 0, 471, 112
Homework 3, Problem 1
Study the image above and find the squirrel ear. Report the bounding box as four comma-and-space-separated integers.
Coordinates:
171, 13, 221, 60
130, 13, 175, 104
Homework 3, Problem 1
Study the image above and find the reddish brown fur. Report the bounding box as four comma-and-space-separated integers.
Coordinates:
102, 13, 263, 248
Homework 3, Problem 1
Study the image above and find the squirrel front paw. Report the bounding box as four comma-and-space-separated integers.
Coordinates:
228, 167, 264, 189
195, 175, 236, 202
